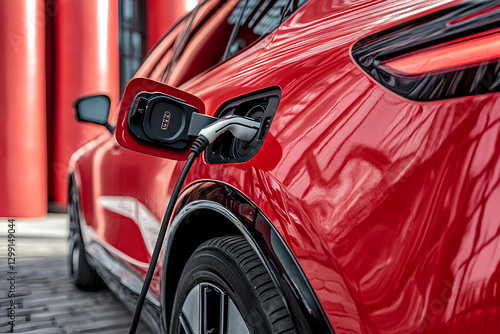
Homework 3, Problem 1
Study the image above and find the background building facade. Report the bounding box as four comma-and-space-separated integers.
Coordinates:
0, 0, 187, 217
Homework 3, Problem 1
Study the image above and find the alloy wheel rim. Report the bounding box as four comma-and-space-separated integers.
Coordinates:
178, 282, 250, 334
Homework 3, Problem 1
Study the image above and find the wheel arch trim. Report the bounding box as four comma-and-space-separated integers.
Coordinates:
161, 181, 335, 334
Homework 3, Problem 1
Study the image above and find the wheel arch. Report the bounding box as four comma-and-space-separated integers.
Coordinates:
161, 181, 335, 334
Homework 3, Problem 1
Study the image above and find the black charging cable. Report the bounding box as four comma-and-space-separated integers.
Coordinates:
128, 115, 260, 333
128, 135, 209, 334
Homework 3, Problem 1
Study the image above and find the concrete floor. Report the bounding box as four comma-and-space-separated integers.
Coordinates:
0, 214, 153, 333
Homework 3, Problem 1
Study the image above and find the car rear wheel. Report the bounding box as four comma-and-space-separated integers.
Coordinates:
169, 236, 296, 334
68, 183, 102, 290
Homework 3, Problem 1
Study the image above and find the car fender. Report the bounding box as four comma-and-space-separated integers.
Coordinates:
161, 180, 334, 334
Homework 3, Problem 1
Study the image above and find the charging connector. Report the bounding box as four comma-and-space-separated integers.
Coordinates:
199, 115, 260, 143
191, 116, 260, 156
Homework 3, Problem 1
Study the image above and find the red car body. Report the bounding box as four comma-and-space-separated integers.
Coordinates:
69, 0, 500, 333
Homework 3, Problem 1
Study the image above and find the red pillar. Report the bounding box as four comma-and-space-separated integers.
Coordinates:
146, 0, 187, 52
52, 0, 120, 206
0, 0, 47, 217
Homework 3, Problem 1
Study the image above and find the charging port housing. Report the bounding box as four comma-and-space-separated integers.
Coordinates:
206, 87, 281, 164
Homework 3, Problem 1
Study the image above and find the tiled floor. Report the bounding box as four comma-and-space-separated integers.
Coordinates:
0, 214, 153, 333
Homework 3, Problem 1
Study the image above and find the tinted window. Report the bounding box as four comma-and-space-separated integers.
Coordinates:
225, 0, 307, 58
166, 0, 240, 86
158, 0, 308, 87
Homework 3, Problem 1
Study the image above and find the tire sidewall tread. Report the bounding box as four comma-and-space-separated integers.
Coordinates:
170, 236, 296, 334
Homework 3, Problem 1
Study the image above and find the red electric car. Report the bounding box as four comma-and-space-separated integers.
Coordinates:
68, 0, 500, 333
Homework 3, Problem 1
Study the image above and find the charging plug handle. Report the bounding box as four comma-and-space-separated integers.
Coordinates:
199, 115, 260, 144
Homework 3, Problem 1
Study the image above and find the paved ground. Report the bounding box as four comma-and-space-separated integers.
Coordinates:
0, 214, 153, 333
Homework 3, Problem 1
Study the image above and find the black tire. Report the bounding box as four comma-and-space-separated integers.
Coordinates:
169, 236, 296, 334
68, 183, 103, 290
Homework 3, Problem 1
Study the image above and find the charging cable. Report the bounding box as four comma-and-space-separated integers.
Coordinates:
128, 116, 260, 334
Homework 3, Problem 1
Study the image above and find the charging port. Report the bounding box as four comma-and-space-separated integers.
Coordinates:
206, 88, 280, 164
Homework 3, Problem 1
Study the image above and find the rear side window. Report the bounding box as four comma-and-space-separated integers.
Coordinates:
167, 0, 240, 86
168, 0, 309, 86
225, 0, 306, 58
133, 16, 188, 80
150, 0, 308, 87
